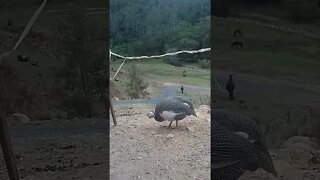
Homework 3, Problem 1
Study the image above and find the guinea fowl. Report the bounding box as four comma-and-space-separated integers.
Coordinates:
212, 111, 277, 179
212, 109, 269, 153
147, 96, 197, 128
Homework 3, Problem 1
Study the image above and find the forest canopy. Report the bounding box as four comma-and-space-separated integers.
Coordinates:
110, 0, 210, 57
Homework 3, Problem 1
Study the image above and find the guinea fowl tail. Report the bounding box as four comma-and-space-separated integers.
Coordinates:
257, 148, 277, 177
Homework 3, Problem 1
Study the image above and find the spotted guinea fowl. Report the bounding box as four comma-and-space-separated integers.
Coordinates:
212, 120, 277, 180
212, 109, 269, 153
172, 96, 196, 114
147, 96, 197, 128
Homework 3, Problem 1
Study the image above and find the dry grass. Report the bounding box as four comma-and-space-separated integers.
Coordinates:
263, 104, 320, 147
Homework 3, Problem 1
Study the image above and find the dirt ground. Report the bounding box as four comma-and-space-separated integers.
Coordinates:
0, 119, 108, 180
239, 136, 320, 180
110, 105, 211, 180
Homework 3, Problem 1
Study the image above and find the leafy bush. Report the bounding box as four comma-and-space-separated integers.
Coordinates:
168, 59, 183, 67
198, 60, 210, 69
264, 105, 320, 147
126, 63, 149, 99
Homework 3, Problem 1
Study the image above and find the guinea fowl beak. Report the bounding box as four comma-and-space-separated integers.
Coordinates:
192, 110, 197, 117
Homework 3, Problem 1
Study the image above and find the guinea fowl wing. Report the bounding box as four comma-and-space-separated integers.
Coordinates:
213, 109, 268, 152
213, 121, 254, 168
154, 98, 190, 121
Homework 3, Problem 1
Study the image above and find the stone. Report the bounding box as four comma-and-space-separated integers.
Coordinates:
167, 134, 174, 138
281, 136, 313, 151
7, 113, 31, 126
187, 126, 195, 132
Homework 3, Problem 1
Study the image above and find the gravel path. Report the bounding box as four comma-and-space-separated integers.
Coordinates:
0, 119, 108, 180
113, 82, 210, 108
110, 106, 211, 180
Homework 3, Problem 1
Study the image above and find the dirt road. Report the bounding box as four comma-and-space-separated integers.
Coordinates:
0, 118, 108, 180
161, 82, 210, 97
213, 69, 320, 114
113, 81, 210, 108
110, 105, 211, 180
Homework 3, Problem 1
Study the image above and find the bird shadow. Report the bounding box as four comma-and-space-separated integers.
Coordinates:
156, 125, 190, 133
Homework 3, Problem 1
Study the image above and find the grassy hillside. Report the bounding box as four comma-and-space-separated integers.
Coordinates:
110, 59, 210, 99
212, 8, 320, 146
213, 17, 320, 82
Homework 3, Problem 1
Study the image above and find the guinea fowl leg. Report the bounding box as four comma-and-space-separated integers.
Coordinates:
170, 120, 178, 129
168, 121, 173, 128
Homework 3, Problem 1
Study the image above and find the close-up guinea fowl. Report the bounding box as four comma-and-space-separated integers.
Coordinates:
212, 110, 277, 180
147, 96, 197, 128
212, 109, 269, 153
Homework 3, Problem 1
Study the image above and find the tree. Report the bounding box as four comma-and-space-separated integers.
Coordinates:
56, 0, 107, 117
126, 63, 149, 99
110, 0, 210, 56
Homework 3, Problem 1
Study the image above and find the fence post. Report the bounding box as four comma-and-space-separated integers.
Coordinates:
0, 114, 20, 180
109, 99, 117, 126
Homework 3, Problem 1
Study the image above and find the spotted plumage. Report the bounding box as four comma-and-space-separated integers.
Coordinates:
147, 96, 197, 128
212, 110, 277, 179
212, 109, 268, 152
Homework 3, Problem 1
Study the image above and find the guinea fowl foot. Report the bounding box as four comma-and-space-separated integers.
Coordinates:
169, 120, 178, 129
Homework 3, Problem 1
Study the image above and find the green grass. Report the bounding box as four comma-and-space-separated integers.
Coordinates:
176, 91, 210, 108
214, 51, 320, 79
110, 60, 210, 88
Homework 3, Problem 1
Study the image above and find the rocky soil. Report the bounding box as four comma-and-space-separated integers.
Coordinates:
240, 136, 320, 180
110, 105, 211, 180
0, 118, 108, 180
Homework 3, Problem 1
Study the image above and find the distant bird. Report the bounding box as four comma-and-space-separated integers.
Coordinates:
180, 85, 184, 94
226, 74, 235, 101
147, 96, 197, 128
212, 110, 277, 179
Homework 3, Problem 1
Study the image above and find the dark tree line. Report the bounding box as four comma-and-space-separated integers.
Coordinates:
213, 0, 320, 23
55, 2, 107, 118
110, 0, 210, 57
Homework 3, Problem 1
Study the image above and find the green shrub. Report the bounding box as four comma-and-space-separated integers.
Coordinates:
126, 64, 149, 99
198, 60, 210, 69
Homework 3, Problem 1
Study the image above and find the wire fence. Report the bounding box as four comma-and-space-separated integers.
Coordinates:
0, 0, 48, 64
109, 48, 211, 79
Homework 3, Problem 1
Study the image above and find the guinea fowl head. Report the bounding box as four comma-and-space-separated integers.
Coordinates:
189, 106, 197, 117
183, 103, 197, 117
147, 111, 155, 118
